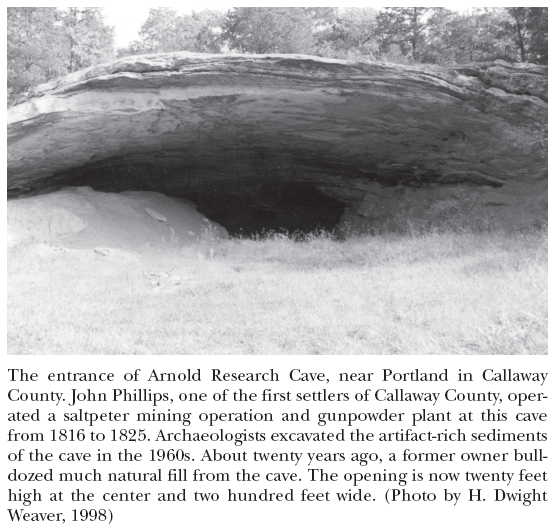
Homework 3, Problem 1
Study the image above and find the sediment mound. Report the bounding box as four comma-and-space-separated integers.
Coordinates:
7, 186, 227, 249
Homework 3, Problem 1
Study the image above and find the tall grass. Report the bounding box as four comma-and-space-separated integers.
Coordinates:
7, 224, 547, 356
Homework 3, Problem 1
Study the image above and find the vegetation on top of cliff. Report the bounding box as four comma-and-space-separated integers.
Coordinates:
8, 7, 548, 105
7, 8, 114, 103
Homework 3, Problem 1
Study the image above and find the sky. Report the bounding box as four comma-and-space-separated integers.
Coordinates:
102, 6, 152, 48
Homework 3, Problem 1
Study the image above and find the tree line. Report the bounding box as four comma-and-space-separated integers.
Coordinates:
7, 8, 114, 103
8, 7, 548, 105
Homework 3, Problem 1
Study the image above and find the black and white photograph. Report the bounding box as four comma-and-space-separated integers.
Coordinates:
4, 7, 551, 532
7, 6, 548, 356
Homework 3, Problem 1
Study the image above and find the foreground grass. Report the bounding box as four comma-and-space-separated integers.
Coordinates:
8, 227, 547, 355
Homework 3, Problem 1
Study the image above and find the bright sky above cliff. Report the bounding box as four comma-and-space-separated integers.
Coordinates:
102, 7, 150, 48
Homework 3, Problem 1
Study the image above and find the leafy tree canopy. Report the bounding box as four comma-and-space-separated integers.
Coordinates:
8, 8, 67, 97
222, 7, 329, 54
121, 8, 224, 56
376, 7, 453, 61
8, 7, 114, 104
62, 8, 115, 73
317, 8, 379, 60
506, 7, 548, 64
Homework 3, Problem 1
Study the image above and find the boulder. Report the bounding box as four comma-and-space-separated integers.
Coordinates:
7, 53, 547, 233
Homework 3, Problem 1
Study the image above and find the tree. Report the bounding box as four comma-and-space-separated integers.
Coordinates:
376, 7, 452, 61
526, 8, 548, 64
425, 8, 516, 64
8, 7, 115, 105
61, 8, 115, 73
506, 8, 548, 64
507, 8, 528, 61
222, 8, 317, 54
116, 40, 147, 58
303, 7, 338, 31
432, 8, 549, 66
317, 8, 379, 60
7, 8, 67, 101
126, 8, 224, 55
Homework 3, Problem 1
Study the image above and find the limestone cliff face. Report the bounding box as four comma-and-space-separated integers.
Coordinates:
7, 52, 547, 233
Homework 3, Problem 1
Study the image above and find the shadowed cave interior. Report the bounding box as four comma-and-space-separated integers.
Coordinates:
50, 152, 353, 237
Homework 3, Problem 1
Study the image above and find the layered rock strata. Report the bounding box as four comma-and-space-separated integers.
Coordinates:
7, 52, 548, 234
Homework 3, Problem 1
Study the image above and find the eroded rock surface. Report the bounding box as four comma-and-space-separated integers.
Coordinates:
7, 53, 547, 233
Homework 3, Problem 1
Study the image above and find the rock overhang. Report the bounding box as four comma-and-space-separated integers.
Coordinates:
7, 52, 548, 234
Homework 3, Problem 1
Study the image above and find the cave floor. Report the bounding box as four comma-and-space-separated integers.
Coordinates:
7, 227, 547, 356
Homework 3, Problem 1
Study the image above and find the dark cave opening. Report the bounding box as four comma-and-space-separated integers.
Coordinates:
54, 159, 348, 237
199, 181, 346, 237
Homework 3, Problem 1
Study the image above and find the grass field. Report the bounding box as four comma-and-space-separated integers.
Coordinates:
7, 224, 547, 356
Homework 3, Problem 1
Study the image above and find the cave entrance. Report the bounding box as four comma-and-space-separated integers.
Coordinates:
56, 160, 347, 237
189, 181, 345, 237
